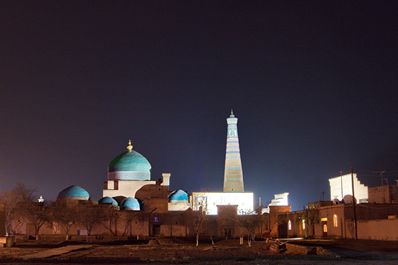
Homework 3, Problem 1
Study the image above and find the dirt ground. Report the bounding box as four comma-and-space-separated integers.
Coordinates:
0, 239, 397, 264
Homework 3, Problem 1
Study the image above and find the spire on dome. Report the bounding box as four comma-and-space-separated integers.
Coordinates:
230, 109, 235, 117
127, 139, 133, 152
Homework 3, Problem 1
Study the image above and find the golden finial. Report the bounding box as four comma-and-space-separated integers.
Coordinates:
127, 139, 133, 152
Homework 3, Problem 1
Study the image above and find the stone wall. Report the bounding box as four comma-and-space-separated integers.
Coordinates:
357, 218, 398, 240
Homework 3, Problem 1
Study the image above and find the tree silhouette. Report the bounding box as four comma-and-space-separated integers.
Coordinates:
49, 201, 78, 240
0, 184, 34, 236
102, 205, 119, 236
77, 204, 106, 237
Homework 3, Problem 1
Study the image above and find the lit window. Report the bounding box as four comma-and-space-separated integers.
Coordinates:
288, 220, 292, 230
333, 214, 338, 227
302, 219, 306, 230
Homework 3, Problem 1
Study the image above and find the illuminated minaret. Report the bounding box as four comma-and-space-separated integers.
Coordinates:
223, 110, 244, 192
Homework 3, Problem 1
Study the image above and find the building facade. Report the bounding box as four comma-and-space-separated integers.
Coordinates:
276, 202, 398, 240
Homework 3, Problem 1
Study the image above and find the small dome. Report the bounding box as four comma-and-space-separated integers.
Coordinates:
98, 196, 118, 206
107, 140, 152, 181
58, 185, 89, 201
169, 189, 188, 202
120, 197, 141, 211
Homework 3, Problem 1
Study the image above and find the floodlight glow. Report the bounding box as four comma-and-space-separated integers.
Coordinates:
191, 192, 254, 215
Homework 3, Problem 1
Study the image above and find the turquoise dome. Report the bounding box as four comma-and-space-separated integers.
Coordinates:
120, 197, 141, 211
58, 185, 89, 201
169, 189, 189, 202
107, 140, 151, 181
109, 150, 151, 172
98, 196, 118, 206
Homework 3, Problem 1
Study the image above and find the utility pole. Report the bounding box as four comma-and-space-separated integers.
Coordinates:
351, 169, 358, 240
340, 170, 343, 200
379, 170, 386, 186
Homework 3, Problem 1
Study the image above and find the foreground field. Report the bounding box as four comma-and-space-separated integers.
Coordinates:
0, 239, 397, 264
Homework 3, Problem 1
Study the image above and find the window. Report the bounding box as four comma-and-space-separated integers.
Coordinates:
333, 214, 338, 227
288, 220, 292, 230
323, 223, 328, 233
302, 219, 306, 230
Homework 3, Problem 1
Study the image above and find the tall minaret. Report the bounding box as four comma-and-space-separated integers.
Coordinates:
223, 110, 244, 192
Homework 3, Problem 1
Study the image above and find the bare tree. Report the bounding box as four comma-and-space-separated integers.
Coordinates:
49, 201, 78, 240
0, 184, 34, 236
122, 211, 144, 237
17, 200, 49, 240
304, 209, 318, 238
77, 204, 106, 237
193, 207, 206, 247
102, 205, 119, 236
238, 216, 258, 247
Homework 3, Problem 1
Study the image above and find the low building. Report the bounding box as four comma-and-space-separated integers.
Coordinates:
276, 201, 398, 240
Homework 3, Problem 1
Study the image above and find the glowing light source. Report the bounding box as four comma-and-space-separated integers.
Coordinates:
191, 192, 253, 215
333, 214, 338, 227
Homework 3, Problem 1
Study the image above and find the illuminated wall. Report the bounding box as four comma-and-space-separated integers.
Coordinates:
103, 179, 156, 198
168, 201, 191, 211
191, 192, 253, 215
269, 192, 289, 206
329, 173, 368, 203
262, 192, 290, 214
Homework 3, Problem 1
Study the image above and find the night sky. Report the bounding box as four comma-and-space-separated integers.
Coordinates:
1, 1, 398, 210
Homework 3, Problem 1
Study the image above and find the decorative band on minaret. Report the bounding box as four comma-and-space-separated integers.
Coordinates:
223, 110, 244, 192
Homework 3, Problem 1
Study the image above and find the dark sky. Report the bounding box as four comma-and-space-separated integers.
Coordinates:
1, 1, 398, 210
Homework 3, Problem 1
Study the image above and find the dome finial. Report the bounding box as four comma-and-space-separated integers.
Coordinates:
230, 109, 235, 117
127, 139, 133, 152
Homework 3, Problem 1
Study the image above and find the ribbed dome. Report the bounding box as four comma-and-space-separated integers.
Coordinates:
120, 197, 141, 211
58, 185, 89, 201
169, 189, 189, 202
107, 140, 151, 181
98, 196, 118, 206
109, 150, 151, 172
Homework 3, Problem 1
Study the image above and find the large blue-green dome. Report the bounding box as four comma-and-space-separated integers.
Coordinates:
109, 150, 151, 172
58, 185, 90, 201
107, 140, 151, 181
